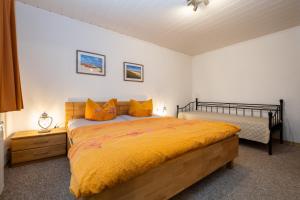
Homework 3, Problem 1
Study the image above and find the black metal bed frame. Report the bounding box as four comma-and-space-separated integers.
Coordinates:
177, 98, 284, 155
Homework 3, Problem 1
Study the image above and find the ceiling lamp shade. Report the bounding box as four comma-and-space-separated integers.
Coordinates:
187, 0, 209, 11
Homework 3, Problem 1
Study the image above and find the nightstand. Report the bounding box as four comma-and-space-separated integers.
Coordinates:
11, 128, 67, 166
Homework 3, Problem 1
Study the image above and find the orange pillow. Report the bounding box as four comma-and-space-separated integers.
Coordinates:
111, 98, 117, 107
85, 98, 117, 121
128, 99, 153, 117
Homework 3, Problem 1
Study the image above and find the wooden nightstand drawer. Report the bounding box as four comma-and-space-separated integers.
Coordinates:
11, 134, 66, 151
11, 144, 66, 165
10, 128, 67, 166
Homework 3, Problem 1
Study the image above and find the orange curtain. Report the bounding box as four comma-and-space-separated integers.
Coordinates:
0, 0, 23, 112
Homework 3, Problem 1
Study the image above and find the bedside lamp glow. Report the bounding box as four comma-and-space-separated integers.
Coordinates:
156, 105, 167, 116
38, 112, 53, 133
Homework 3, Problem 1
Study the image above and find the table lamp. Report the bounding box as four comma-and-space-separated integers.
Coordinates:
38, 112, 53, 133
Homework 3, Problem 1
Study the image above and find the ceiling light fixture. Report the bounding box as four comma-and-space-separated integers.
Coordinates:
187, 0, 209, 11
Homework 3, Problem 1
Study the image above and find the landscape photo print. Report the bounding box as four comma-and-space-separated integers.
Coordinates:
123, 62, 144, 82
76, 50, 106, 76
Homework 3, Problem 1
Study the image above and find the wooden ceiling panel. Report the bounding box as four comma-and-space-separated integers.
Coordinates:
17, 0, 300, 55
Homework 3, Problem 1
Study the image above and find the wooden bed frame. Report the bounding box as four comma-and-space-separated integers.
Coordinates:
65, 101, 239, 200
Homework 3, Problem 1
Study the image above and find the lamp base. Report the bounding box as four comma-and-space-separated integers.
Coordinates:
38, 129, 50, 133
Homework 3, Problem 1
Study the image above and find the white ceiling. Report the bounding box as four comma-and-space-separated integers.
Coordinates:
17, 0, 300, 55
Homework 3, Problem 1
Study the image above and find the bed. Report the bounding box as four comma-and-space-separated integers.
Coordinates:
177, 99, 284, 155
65, 101, 240, 200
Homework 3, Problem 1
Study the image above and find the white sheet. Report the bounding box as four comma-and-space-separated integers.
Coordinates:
120, 115, 161, 121
178, 111, 270, 144
68, 116, 126, 131
68, 115, 161, 130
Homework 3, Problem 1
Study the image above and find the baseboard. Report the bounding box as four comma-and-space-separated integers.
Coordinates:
274, 138, 300, 147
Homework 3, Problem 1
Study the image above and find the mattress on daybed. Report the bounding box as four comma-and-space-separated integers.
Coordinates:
178, 111, 270, 144
67, 117, 240, 198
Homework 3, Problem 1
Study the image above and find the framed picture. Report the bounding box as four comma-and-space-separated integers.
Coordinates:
76, 50, 106, 76
123, 62, 144, 82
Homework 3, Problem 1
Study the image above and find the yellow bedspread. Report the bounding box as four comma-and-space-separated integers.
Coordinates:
68, 117, 240, 198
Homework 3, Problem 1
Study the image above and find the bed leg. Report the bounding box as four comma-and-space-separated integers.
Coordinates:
268, 137, 272, 155
280, 124, 283, 144
268, 112, 273, 155
226, 161, 234, 169
280, 99, 283, 144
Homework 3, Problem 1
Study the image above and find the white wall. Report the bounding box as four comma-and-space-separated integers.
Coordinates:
8, 3, 300, 144
192, 26, 300, 143
7, 2, 192, 134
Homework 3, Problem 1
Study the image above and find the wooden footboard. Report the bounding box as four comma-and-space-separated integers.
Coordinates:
81, 135, 239, 200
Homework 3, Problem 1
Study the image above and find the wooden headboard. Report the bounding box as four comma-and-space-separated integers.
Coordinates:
65, 101, 144, 127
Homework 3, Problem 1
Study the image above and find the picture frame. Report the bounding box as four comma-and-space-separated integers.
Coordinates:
76, 50, 106, 76
123, 62, 144, 82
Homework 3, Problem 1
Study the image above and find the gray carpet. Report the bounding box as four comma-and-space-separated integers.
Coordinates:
1, 141, 300, 200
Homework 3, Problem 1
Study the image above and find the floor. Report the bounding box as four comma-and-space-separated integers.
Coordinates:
1, 141, 300, 200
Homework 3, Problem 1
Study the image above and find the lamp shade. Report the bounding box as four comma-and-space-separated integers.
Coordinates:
38, 112, 52, 132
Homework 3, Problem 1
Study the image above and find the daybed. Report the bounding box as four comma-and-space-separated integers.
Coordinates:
65, 100, 240, 200
177, 98, 284, 155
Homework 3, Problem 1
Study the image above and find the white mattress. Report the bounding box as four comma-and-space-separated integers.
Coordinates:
178, 111, 270, 144
120, 115, 161, 121
68, 115, 161, 131
68, 116, 126, 131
